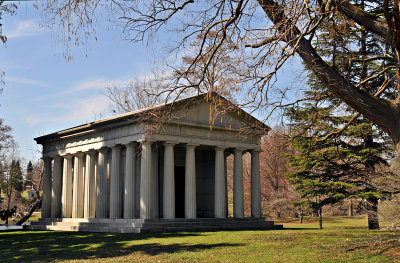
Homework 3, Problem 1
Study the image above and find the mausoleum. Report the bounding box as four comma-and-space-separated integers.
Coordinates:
27, 93, 282, 232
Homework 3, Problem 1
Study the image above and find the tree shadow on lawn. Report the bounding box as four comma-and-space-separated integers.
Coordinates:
0, 231, 243, 262
282, 227, 321, 230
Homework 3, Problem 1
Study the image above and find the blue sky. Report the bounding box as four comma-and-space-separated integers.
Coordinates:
1, 2, 159, 162
1, 2, 303, 164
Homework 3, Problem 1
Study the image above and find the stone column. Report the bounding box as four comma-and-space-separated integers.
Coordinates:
96, 147, 109, 218
224, 153, 229, 217
214, 147, 226, 218
251, 150, 261, 218
124, 143, 136, 218
61, 155, 73, 218
41, 157, 53, 218
72, 153, 85, 218
234, 148, 245, 218
151, 145, 159, 218
51, 156, 62, 218
185, 144, 197, 219
140, 140, 153, 219
84, 150, 96, 218
110, 145, 122, 219
163, 142, 175, 219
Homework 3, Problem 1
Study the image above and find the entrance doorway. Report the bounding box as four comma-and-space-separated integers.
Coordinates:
175, 166, 185, 218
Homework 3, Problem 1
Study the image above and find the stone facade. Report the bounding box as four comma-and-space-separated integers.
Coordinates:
30, 93, 280, 232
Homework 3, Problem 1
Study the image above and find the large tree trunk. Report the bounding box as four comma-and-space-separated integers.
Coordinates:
5, 192, 11, 226
318, 207, 323, 229
257, 0, 394, 136
348, 199, 354, 217
276, 211, 281, 219
366, 197, 379, 229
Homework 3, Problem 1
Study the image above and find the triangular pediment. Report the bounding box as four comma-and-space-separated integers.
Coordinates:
165, 93, 270, 134
35, 92, 269, 144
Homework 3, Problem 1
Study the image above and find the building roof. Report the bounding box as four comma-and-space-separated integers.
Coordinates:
34, 92, 270, 144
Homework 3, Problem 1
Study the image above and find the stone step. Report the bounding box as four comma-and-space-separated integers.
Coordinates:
31, 220, 277, 228
139, 225, 221, 233
26, 217, 282, 233
32, 221, 272, 229
36, 218, 146, 224
25, 223, 281, 233
48, 222, 140, 228
33, 218, 271, 227
36, 217, 269, 223
25, 224, 142, 233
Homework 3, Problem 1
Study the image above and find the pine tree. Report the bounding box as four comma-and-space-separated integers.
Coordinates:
285, 111, 356, 229
286, 0, 395, 229
1, 159, 23, 225
10, 160, 23, 192
24, 161, 33, 188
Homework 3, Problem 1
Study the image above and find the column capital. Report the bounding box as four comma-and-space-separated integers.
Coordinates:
87, 149, 97, 157
215, 146, 227, 151
163, 141, 178, 147
62, 154, 74, 160
111, 145, 122, 150
185, 143, 199, 149
251, 147, 262, 153
125, 142, 137, 149
138, 139, 155, 146
234, 148, 247, 154
41, 156, 53, 161
74, 152, 85, 158
98, 146, 109, 154
52, 155, 63, 161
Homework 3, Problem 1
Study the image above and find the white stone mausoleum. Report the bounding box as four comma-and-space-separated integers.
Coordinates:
27, 93, 282, 232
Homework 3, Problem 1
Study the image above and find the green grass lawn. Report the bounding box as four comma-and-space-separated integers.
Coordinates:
0, 216, 399, 262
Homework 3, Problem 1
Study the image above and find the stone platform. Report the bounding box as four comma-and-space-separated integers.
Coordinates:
24, 218, 283, 233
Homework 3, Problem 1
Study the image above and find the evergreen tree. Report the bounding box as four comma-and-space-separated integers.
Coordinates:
286, 0, 395, 229
10, 160, 23, 192
285, 111, 356, 229
24, 161, 33, 188
1, 159, 23, 224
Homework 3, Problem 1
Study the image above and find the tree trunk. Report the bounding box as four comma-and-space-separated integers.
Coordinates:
300, 212, 303, 224
16, 199, 41, 226
276, 211, 281, 219
313, 210, 318, 217
319, 207, 323, 229
5, 192, 11, 226
366, 197, 379, 229
348, 200, 354, 217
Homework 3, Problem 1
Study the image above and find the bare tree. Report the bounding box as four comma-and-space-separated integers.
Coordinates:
225, 128, 298, 218
104, 75, 167, 114
0, 140, 20, 225
43, 1, 400, 171
16, 160, 43, 225
260, 128, 298, 218
0, 0, 17, 85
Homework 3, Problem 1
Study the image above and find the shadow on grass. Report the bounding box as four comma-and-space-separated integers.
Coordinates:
0, 231, 243, 262
283, 227, 321, 230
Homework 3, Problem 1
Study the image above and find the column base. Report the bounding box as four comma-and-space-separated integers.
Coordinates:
25, 217, 282, 233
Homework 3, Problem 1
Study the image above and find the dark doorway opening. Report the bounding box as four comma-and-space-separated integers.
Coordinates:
175, 166, 185, 218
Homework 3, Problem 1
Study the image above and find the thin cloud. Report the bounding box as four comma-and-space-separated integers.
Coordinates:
5, 75, 51, 88
6, 20, 43, 39
69, 78, 108, 92
26, 95, 110, 126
